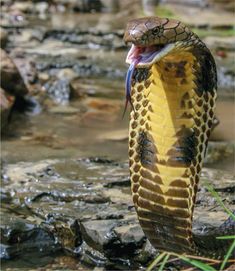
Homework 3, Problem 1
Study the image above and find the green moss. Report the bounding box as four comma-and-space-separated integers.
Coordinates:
192, 28, 235, 38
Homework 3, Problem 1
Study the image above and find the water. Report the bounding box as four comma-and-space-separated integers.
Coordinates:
2, 77, 130, 163
2, 84, 234, 172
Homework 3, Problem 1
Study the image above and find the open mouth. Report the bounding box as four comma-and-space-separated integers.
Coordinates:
125, 44, 167, 67
123, 42, 174, 115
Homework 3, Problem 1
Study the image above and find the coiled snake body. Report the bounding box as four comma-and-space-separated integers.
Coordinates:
124, 17, 234, 258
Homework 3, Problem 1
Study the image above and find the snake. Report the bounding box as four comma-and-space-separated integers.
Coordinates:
124, 17, 234, 258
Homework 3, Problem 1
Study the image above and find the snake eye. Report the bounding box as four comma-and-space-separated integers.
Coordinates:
152, 27, 160, 35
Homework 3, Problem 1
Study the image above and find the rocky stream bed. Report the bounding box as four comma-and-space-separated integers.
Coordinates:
1, 0, 234, 270
1, 157, 234, 270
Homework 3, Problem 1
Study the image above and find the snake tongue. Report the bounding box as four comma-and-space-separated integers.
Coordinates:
123, 58, 140, 117
123, 44, 161, 116
126, 44, 164, 65
123, 44, 165, 116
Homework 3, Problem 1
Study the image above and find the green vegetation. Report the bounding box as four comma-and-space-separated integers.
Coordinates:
155, 6, 176, 19
146, 184, 235, 271
139, 5, 176, 18
192, 28, 235, 38
220, 240, 235, 270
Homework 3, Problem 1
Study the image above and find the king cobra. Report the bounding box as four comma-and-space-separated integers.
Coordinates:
124, 17, 234, 258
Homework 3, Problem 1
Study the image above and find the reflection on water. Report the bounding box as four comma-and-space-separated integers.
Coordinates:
2, 78, 129, 163
209, 96, 235, 173
2, 82, 234, 174
212, 98, 235, 141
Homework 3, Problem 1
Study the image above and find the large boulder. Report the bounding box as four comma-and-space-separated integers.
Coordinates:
0, 49, 28, 97
0, 87, 15, 130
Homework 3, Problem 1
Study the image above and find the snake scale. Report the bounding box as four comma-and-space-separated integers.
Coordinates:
124, 17, 234, 258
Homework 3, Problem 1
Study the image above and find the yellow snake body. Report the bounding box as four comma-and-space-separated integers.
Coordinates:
124, 17, 233, 258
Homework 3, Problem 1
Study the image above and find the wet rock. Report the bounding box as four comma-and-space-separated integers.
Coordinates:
217, 66, 234, 89
70, 82, 86, 100
0, 88, 15, 130
70, 80, 102, 98
3, 159, 59, 183
103, 188, 133, 206
0, 49, 28, 97
83, 157, 116, 164
201, 168, 234, 190
13, 95, 41, 115
95, 207, 125, 220
80, 220, 118, 252
45, 79, 71, 104
0, 244, 10, 260
26, 40, 79, 57
104, 177, 130, 188
134, 240, 156, 265
34, 52, 125, 80
53, 220, 82, 252
114, 224, 145, 247
12, 56, 38, 85
77, 242, 107, 267
1, 158, 234, 270
8, 29, 37, 45
0, 50, 41, 115
38, 72, 50, 82
205, 141, 235, 164
43, 29, 125, 50
35, 2, 49, 16
0, 8, 28, 28
195, 167, 235, 210
78, 0, 103, 12
0, 213, 61, 261
0, 189, 12, 204
5, 27, 42, 46
0, 27, 8, 48
10, 2, 34, 14
31, 190, 109, 204
61, 0, 103, 12
35, 54, 81, 71
57, 68, 77, 81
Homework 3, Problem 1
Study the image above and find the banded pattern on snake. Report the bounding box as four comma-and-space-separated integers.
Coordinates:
124, 17, 234, 258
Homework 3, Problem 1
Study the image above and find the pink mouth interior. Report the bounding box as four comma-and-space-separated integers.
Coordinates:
126, 44, 164, 64
123, 44, 165, 116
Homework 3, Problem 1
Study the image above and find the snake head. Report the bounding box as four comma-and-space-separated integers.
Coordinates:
124, 17, 194, 68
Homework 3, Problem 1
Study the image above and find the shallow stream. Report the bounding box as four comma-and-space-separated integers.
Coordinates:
1, 8, 235, 271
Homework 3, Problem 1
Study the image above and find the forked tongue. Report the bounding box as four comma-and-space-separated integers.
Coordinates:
122, 58, 140, 118
123, 44, 162, 117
